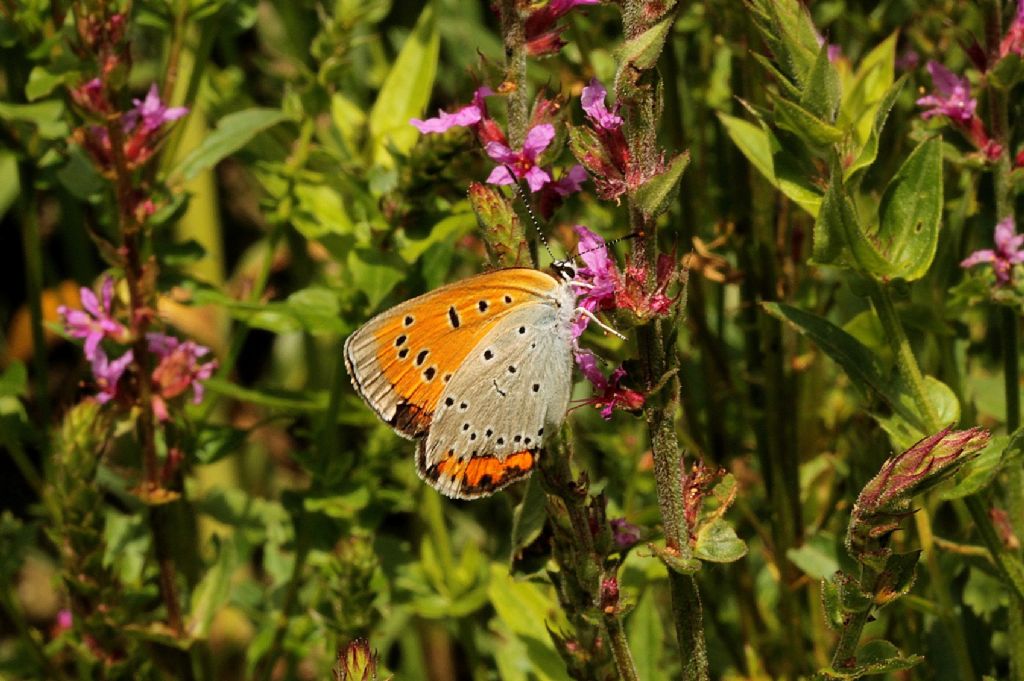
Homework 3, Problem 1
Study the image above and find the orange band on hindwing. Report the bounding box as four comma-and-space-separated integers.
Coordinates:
419, 449, 538, 498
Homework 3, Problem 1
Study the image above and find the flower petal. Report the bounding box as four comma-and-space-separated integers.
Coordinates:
522, 124, 555, 159
485, 165, 515, 185
524, 165, 551, 192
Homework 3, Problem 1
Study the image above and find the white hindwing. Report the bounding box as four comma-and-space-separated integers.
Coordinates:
418, 283, 576, 497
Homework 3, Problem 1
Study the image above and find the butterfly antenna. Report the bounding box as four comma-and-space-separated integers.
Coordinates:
574, 230, 641, 260
503, 164, 557, 263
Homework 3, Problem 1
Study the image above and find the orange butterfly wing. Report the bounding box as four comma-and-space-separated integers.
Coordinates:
344, 268, 563, 439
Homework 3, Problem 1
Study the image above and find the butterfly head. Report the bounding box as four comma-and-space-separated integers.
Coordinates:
551, 259, 577, 282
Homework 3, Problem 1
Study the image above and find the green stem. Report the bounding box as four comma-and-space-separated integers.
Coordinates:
866, 280, 976, 681
496, 0, 527, 146
603, 613, 641, 681
830, 567, 879, 668
867, 280, 940, 430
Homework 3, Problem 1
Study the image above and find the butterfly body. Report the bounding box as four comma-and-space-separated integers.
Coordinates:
344, 268, 577, 499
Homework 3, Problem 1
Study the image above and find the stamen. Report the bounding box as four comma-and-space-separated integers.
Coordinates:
574, 307, 626, 340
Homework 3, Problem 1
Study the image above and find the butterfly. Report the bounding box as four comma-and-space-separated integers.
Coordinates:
344, 263, 582, 499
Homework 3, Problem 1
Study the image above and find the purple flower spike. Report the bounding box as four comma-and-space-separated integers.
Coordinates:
92, 348, 134, 404
485, 123, 555, 192
122, 84, 188, 135
961, 217, 1024, 285
1001, 1, 1024, 57
58, 275, 128, 361
916, 61, 976, 122
411, 86, 493, 134
147, 333, 218, 408
581, 79, 623, 131
573, 349, 644, 419
570, 225, 618, 338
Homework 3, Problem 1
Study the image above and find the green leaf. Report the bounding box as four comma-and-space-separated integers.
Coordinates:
822, 574, 844, 629
800, 44, 841, 123
188, 536, 239, 639
25, 66, 67, 101
875, 376, 960, 450
368, 4, 440, 167
0, 362, 27, 398
347, 248, 406, 311
632, 151, 690, 219
291, 183, 353, 239
787, 533, 839, 580
693, 518, 747, 563
628, 587, 666, 681
821, 639, 922, 678
773, 97, 845, 147
304, 487, 371, 519
396, 212, 476, 264
170, 108, 289, 182
56, 146, 105, 200
0, 152, 18, 222
840, 33, 897, 142
990, 53, 1024, 90
764, 303, 888, 400
203, 378, 327, 412
718, 112, 822, 216
873, 137, 944, 281
617, 13, 674, 72
873, 550, 920, 607
844, 76, 906, 183
747, 0, 821, 87
487, 564, 571, 681
509, 474, 548, 575
194, 425, 248, 465
0, 99, 68, 138
943, 429, 1024, 500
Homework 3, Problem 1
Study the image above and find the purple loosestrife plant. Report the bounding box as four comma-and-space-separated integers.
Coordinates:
961, 217, 1024, 286
523, 0, 601, 56
58, 276, 128, 361
410, 86, 493, 134
916, 61, 1001, 160
485, 123, 556, 191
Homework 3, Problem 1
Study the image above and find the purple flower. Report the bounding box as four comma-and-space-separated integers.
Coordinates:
896, 49, 920, 71
916, 61, 976, 122
571, 225, 618, 338
146, 333, 218, 420
411, 86, 493, 134
574, 349, 644, 419
525, 0, 601, 56
485, 124, 555, 192
55, 609, 73, 632
552, 164, 588, 197
58, 275, 128, 361
581, 79, 623, 131
961, 217, 1024, 285
122, 84, 188, 135
91, 348, 134, 404
610, 517, 641, 549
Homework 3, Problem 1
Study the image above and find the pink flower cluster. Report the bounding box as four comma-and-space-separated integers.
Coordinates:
916, 62, 1000, 160
572, 225, 676, 337
411, 87, 587, 214
1000, 1, 1024, 58
961, 217, 1024, 286
58, 276, 216, 419
571, 80, 651, 200
71, 81, 188, 173
523, 0, 601, 56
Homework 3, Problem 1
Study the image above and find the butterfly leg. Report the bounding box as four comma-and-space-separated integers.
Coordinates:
574, 307, 626, 340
